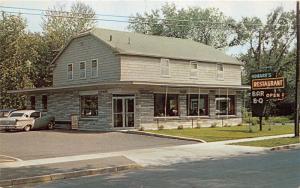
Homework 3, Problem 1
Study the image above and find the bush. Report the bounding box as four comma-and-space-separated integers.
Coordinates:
237, 123, 243, 126
196, 122, 202, 129
158, 125, 164, 130
138, 126, 145, 131
177, 125, 184, 130
224, 124, 231, 127
211, 122, 217, 128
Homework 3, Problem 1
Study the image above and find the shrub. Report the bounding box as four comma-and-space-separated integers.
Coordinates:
177, 125, 184, 130
211, 122, 217, 128
237, 123, 243, 126
158, 125, 164, 130
138, 126, 145, 131
224, 124, 231, 127
196, 122, 202, 129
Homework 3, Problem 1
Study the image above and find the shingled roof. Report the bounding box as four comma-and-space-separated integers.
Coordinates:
91, 28, 241, 65
51, 28, 241, 65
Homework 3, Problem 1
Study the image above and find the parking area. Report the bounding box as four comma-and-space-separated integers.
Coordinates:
0, 130, 196, 160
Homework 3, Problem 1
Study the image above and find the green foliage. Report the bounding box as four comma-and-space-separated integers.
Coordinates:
0, 2, 96, 109
128, 3, 237, 49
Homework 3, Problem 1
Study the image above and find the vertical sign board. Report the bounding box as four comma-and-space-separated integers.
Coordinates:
251, 72, 285, 117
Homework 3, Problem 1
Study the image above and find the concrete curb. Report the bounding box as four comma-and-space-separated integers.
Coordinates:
270, 143, 300, 151
0, 164, 140, 187
125, 130, 207, 143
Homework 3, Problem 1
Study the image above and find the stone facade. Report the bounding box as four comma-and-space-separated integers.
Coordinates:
27, 87, 243, 131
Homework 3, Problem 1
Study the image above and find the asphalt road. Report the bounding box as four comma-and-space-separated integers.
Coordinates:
25, 149, 300, 188
0, 130, 196, 160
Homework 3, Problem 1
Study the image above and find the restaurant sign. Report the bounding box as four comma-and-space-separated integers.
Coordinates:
250, 72, 285, 117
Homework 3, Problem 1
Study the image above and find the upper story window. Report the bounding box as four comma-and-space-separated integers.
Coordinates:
91, 59, 98, 78
160, 58, 170, 77
80, 61, 86, 79
190, 61, 198, 78
216, 64, 224, 80
67, 64, 73, 80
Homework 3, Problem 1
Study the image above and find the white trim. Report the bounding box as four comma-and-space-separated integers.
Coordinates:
67, 63, 73, 80
160, 58, 170, 77
190, 61, 198, 78
216, 63, 224, 81
79, 90, 99, 95
79, 61, 86, 79
91, 59, 99, 78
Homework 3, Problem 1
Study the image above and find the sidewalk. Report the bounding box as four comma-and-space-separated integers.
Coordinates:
0, 156, 139, 186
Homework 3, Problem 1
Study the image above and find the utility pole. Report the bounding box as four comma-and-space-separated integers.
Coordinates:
295, 1, 300, 137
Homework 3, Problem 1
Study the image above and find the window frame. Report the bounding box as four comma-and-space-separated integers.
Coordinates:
154, 93, 179, 117
186, 94, 209, 116
160, 58, 170, 77
91, 59, 99, 78
79, 61, 86, 79
80, 94, 99, 118
216, 63, 224, 80
67, 63, 73, 80
215, 95, 236, 116
190, 61, 199, 78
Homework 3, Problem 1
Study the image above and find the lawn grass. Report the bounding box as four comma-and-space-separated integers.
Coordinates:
146, 125, 293, 142
231, 137, 300, 147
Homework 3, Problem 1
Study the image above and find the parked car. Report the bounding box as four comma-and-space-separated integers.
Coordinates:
0, 109, 16, 118
0, 110, 55, 132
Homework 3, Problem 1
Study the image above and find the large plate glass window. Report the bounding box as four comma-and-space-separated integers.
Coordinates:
160, 58, 170, 77
91, 59, 98, 78
154, 94, 179, 117
187, 94, 208, 116
67, 64, 73, 80
80, 95, 98, 117
215, 95, 235, 115
80, 61, 86, 79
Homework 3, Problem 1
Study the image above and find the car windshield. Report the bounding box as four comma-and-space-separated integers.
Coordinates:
9, 113, 24, 118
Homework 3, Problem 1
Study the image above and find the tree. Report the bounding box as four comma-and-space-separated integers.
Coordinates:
34, 1, 96, 87
0, 13, 34, 108
238, 7, 296, 120
128, 3, 238, 49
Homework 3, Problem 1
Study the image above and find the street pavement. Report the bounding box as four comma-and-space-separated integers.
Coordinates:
20, 148, 300, 188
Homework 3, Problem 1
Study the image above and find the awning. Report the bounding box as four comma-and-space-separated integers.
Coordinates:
8, 81, 250, 94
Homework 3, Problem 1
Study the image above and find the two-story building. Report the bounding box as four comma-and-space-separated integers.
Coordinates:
10, 28, 249, 130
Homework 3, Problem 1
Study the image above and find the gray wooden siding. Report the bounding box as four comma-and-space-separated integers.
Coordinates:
53, 35, 120, 87
120, 56, 242, 85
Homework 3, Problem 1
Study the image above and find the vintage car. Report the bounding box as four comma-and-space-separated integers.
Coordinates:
0, 109, 16, 118
0, 110, 55, 131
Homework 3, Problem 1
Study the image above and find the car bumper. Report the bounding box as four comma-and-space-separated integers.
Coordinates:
0, 125, 23, 130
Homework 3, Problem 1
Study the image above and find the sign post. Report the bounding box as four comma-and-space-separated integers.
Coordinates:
251, 72, 285, 131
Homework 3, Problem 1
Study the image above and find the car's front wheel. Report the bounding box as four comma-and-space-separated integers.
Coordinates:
47, 121, 55, 130
24, 125, 31, 132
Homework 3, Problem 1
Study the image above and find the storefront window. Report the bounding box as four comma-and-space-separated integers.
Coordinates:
187, 94, 208, 116
80, 95, 98, 117
154, 94, 179, 117
30, 96, 35, 110
42, 95, 48, 111
215, 95, 235, 115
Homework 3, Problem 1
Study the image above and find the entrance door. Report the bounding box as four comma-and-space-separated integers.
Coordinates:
113, 96, 135, 128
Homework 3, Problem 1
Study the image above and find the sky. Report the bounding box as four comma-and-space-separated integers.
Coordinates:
0, 0, 296, 55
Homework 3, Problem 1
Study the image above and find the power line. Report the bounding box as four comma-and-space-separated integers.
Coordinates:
0, 5, 265, 26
